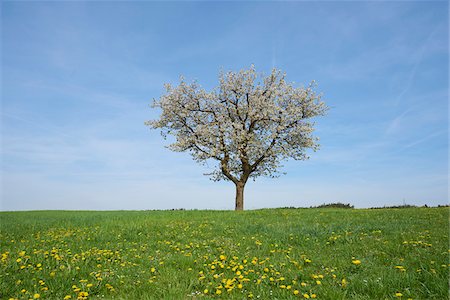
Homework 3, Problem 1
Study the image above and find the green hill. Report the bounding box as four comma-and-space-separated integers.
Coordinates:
1, 208, 448, 299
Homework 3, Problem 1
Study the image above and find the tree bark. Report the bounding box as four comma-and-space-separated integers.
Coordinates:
235, 182, 245, 211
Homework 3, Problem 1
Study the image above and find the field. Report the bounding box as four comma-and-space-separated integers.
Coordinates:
1, 208, 448, 300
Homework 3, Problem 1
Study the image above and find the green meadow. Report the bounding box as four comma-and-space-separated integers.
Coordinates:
1, 208, 448, 300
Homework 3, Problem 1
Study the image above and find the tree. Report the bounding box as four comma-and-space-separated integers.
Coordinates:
147, 66, 327, 210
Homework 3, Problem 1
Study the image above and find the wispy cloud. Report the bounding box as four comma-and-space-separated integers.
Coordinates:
401, 130, 447, 150
385, 108, 413, 135
393, 24, 444, 106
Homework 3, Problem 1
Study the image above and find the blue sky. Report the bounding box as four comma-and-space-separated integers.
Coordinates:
1, 1, 448, 210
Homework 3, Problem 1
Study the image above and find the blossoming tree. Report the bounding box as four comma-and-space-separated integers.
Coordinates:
147, 66, 327, 210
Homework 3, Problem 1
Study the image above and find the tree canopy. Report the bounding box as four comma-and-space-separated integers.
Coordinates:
147, 66, 327, 210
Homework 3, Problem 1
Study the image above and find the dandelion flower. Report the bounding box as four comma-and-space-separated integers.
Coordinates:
341, 278, 348, 287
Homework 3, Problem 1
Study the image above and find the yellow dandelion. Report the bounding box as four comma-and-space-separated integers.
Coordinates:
303, 294, 310, 299
64, 296, 72, 300
293, 290, 300, 295
33, 294, 40, 299
395, 292, 403, 297
352, 259, 361, 265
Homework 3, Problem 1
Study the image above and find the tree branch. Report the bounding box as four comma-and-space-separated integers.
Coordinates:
221, 155, 238, 184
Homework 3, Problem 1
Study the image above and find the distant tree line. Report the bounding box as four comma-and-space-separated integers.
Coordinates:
314, 203, 354, 209
145, 203, 447, 211
277, 203, 446, 210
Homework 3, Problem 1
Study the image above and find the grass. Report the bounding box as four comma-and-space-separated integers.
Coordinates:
1, 207, 448, 299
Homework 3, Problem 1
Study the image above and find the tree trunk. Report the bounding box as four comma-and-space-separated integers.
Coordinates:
235, 182, 245, 211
